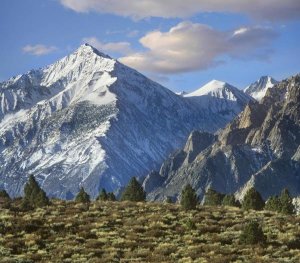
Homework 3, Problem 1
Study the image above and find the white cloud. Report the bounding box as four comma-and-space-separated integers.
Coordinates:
59, 0, 300, 21
22, 44, 57, 56
119, 22, 277, 74
82, 37, 133, 55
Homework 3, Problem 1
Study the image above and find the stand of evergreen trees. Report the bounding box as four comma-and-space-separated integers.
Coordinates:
201, 187, 295, 214
265, 189, 295, 214
97, 189, 116, 201
0, 174, 296, 216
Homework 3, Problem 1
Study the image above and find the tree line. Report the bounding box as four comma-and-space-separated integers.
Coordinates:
181, 184, 295, 214
0, 175, 296, 215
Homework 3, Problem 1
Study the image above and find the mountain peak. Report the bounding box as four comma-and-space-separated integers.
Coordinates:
245, 75, 278, 101
75, 43, 112, 59
185, 79, 233, 97
208, 79, 227, 86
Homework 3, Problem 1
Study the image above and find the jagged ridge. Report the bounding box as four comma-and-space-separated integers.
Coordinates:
146, 74, 300, 202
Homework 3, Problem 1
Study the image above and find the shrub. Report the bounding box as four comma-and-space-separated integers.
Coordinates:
23, 175, 49, 208
242, 187, 264, 211
185, 218, 196, 230
75, 187, 90, 203
240, 221, 266, 245
204, 188, 224, 206
222, 194, 240, 207
121, 177, 146, 202
180, 184, 198, 210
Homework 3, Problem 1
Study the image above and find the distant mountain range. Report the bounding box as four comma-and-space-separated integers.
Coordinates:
0, 44, 253, 198
144, 74, 300, 202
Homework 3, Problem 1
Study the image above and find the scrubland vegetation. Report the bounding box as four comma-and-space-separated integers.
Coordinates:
0, 178, 299, 262
0, 199, 300, 262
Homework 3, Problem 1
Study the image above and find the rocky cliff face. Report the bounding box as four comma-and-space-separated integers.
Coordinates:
146, 74, 300, 202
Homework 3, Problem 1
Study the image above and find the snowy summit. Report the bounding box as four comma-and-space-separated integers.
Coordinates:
0, 45, 252, 199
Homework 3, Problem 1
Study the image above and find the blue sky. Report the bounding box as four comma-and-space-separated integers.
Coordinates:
0, 0, 299, 92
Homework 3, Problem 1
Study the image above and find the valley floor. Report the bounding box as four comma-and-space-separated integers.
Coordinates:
0, 201, 300, 262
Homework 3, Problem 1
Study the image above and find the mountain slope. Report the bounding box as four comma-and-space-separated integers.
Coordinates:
244, 76, 278, 101
146, 74, 300, 202
0, 44, 251, 198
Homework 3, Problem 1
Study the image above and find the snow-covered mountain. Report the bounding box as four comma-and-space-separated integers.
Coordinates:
244, 76, 278, 101
184, 80, 253, 121
0, 44, 252, 199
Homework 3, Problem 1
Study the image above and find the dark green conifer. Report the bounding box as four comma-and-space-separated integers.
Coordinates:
0, 190, 10, 200
23, 175, 49, 208
107, 192, 116, 201
165, 196, 173, 204
180, 184, 198, 210
279, 188, 294, 214
97, 189, 108, 201
75, 187, 90, 203
204, 188, 224, 206
222, 194, 240, 207
240, 221, 266, 245
242, 187, 264, 211
265, 195, 281, 212
0, 189, 11, 209
121, 177, 146, 202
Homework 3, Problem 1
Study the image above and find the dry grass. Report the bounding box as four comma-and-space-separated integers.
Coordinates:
0, 200, 299, 262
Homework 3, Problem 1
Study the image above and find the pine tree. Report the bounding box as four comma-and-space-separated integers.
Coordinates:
75, 187, 90, 203
0, 189, 11, 209
0, 190, 10, 200
242, 187, 264, 211
204, 188, 224, 206
121, 177, 146, 202
222, 194, 240, 207
265, 196, 281, 212
97, 189, 108, 201
180, 184, 198, 210
23, 175, 49, 208
165, 196, 173, 204
279, 188, 294, 214
107, 192, 116, 201
240, 221, 266, 245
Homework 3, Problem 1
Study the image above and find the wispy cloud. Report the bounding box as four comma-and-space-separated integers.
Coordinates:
82, 37, 133, 56
119, 22, 278, 74
22, 44, 58, 56
127, 30, 139, 38
59, 0, 300, 21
